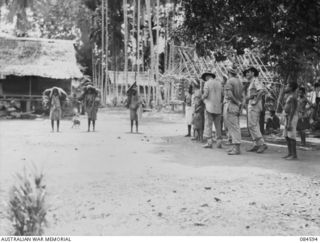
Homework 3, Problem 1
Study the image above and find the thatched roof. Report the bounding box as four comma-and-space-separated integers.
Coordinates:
0, 36, 83, 79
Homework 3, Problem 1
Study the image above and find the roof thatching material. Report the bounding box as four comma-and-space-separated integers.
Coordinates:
0, 36, 83, 79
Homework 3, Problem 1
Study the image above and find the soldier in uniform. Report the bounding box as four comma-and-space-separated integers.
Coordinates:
223, 67, 243, 155
244, 67, 268, 153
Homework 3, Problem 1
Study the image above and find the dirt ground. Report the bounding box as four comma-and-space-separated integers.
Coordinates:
1, 108, 320, 236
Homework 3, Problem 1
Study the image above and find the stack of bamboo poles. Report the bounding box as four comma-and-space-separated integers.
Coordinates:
161, 44, 282, 105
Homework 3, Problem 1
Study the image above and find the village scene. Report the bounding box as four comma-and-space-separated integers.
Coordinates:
0, 0, 320, 238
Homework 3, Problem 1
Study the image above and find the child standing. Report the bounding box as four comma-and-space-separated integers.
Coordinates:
283, 82, 299, 160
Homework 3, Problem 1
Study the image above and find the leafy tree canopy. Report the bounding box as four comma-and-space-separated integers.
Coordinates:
178, 0, 320, 82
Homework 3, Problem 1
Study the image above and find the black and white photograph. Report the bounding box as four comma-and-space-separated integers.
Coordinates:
0, 0, 320, 241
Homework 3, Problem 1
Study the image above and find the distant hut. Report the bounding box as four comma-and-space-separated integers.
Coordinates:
0, 36, 83, 112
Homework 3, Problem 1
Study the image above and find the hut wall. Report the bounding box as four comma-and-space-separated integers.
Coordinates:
0, 75, 71, 112
0, 75, 71, 96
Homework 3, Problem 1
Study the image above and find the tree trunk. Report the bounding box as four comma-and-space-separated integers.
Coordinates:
137, 0, 141, 74
145, 0, 155, 107
164, 0, 169, 73
155, 0, 160, 106
123, 0, 129, 97
104, 0, 109, 104
101, 0, 105, 102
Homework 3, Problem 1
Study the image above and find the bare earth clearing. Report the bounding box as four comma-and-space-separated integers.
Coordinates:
1, 108, 320, 236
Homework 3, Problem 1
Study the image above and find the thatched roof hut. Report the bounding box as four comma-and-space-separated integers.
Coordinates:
0, 36, 83, 112
0, 36, 82, 79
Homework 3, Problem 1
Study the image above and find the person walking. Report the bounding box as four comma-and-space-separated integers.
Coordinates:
201, 71, 223, 149
283, 82, 299, 160
223, 67, 243, 155
244, 67, 268, 153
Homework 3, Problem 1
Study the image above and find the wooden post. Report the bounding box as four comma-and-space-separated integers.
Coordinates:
27, 78, 32, 112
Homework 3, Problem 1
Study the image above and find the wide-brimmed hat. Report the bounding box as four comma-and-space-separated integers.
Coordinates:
201, 72, 216, 81
243, 67, 259, 77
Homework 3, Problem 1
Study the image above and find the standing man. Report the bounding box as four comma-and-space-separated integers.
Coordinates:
244, 67, 268, 153
201, 71, 223, 149
224, 67, 243, 155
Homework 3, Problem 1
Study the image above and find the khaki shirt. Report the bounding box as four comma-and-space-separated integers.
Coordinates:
248, 78, 266, 109
224, 77, 243, 104
202, 78, 223, 114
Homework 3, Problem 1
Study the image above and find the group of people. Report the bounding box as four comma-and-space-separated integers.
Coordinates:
44, 81, 145, 134
185, 66, 320, 160
43, 84, 100, 132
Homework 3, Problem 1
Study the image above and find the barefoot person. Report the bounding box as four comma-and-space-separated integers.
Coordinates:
126, 82, 142, 133
283, 82, 299, 160
80, 85, 100, 132
43, 87, 67, 133
244, 67, 268, 153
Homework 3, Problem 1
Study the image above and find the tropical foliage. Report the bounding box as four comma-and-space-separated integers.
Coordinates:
178, 0, 320, 83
